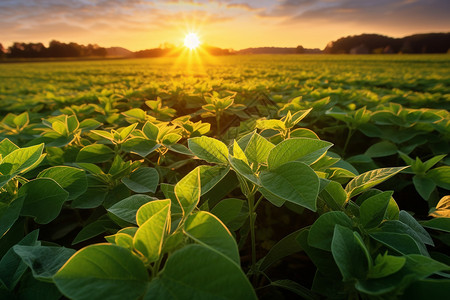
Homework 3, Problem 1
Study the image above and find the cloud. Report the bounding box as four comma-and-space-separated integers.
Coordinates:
226, 2, 260, 11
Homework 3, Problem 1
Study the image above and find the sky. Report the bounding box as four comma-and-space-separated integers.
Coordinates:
1, 0, 449, 51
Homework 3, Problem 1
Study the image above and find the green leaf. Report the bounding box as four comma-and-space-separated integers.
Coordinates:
16, 272, 62, 300
0, 139, 19, 157
0, 144, 44, 177
107, 194, 154, 225
37, 166, 87, 200
244, 132, 274, 165
259, 186, 287, 207
0, 230, 39, 290
211, 198, 245, 230
19, 178, 69, 224
267, 138, 333, 169
72, 217, 116, 245
175, 167, 200, 216
13, 112, 29, 128
0, 196, 24, 237
54, 244, 148, 300
188, 136, 229, 164
197, 165, 230, 195
134, 200, 170, 262
121, 167, 159, 193
359, 191, 392, 229
427, 166, 450, 189
422, 154, 446, 172
232, 140, 248, 164
356, 254, 450, 296
399, 211, 434, 246
145, 244, 256, 300
421, 217, 450, 233
364, 141, 397, 158
142, 121, 159, 141
121, 137, 160, 157
259, 229, 305, 271
76, 144, 114, 163
260, 161, 319, 211
368, 252, 406, 279
228, 155, 259, 185
331, 226, 369, 281
308, 211, 353, 251
184, 211, 240, 265
345, 167, 407, 199
413, 175, 436, 200
13, 245, 76, 282
318, 180, 347, 211
369, 232, 422, 255
122, 108, 147, 121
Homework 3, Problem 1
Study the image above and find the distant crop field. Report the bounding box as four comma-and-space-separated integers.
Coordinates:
0, 54, 449, 113
1, 54, 449, 299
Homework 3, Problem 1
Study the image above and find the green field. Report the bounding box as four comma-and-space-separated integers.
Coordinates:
1, 54, 449, 299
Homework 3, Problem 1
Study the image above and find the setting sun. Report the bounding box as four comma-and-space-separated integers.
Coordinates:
184, 33, 200, 50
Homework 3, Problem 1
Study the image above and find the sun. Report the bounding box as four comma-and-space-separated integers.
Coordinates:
184, 33, 201, 50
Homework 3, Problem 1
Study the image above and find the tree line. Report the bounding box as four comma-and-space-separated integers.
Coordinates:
0, 40, 107, 59
324, 33, 450, 54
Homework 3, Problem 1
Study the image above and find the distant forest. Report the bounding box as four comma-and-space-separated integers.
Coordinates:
1, 32, 449, 59
324, 33, 450, 54
0, 40, 107, 59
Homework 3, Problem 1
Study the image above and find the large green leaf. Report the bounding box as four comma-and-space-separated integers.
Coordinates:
369, 232, 422, 255
13, 245, 76, 282
0, 144, 44, 176
0, 138, 19, 157
210, 198, 246, 230
121, 138, 160, 157
19, 178, 69, 224
427, 166, 450, 189
37, 166, 87, 200
134, 200, 170, 262
331, 226, 370, 282
267, 138, 333, 169
421, 217, 450, 233
107, 194, 154, 225
228, 154, 259, 185
356, 254, 450, 296
175, 167, 200, 216
76, 144, 114, 163
72, 217, 117, 245
53, 244, 149, 300
318, 180, 347, 211
368, 252, 406, 279
0, 230, 39, 290
184, 211, 240, 265
188, 136, 229, 164
308, 211, 353, 251
121, 167, 159, 193
359, 191, 392, 229
413, 175, 436, 200
345, 167, 407, 199
0, 196, 24, 237
145, 244, 256, 300
260, 161, 319, 211
244, 132, 274, 165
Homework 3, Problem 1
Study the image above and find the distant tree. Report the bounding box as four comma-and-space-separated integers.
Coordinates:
0, 43, 5, 58
296, 45, 305, 54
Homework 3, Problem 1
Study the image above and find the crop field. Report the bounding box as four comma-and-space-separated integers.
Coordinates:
0, 54, 449, 299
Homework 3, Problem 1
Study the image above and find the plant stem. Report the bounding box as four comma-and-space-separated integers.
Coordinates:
342, 128, 354, 158
247, 192, 257, 279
